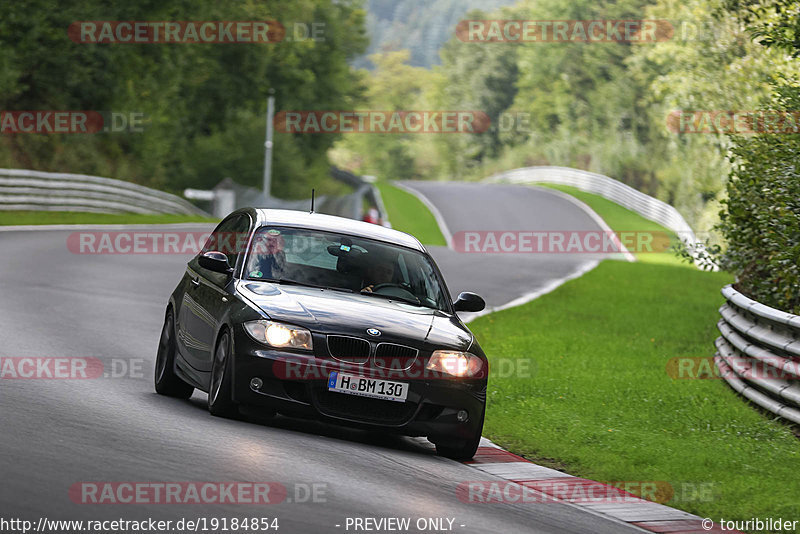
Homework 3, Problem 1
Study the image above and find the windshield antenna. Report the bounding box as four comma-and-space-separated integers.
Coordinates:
310, 189, 315, 213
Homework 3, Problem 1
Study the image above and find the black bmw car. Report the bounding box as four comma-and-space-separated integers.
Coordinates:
155, 208, 488, 460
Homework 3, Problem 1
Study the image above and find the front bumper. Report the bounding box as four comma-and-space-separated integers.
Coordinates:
230, 325, 486, 444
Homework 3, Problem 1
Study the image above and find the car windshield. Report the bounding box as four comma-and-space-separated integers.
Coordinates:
244, 226, 449, 311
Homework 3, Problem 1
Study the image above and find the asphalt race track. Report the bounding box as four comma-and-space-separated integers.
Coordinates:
398, 181, 608, 315
0, 183, 638, 533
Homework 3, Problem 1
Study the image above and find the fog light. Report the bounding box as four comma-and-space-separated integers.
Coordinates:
457, 410, 469, 422
250, 377, 263, 391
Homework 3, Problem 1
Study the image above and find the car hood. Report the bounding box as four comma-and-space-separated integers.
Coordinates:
237, 281, 472, 350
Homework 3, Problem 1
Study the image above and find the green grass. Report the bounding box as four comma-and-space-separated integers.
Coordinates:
471, 188, 800, 526
375, 182, 447, 246
0, 211, 218, 226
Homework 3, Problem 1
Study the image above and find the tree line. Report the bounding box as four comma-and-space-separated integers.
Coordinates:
0, 0, 367, 198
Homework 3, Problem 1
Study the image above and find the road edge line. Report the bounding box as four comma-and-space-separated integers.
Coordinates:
533, 185, 636, 262
460, 260, 599, 324
391, 181, 453, 250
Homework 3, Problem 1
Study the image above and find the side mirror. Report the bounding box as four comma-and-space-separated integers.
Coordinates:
198, 251, 233, 274
453, 292, 485, 313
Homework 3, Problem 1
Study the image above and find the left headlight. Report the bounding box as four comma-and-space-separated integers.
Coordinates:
426, 350, 484, 377
244, 320, 313, 350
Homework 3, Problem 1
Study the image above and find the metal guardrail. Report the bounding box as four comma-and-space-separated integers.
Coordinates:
367, 182, 390, 226
329, 167, 389, 223
199, 168, 389, 223
715, 284, 800, 424
485, 166, 713, 267
0, 168, 209, 216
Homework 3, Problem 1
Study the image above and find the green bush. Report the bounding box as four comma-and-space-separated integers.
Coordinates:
717, 86, 800, 314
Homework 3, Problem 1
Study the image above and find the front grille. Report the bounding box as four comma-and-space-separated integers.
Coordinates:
327, 335, 370, 363
313, 388, 417, 425
374, 343, 419, 370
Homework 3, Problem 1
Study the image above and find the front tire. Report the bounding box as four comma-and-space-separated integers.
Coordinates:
208, 330, 239, 418
154, 310, 194, 399
435, 407, 485, 461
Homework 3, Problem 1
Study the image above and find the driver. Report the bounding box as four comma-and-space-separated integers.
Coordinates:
249, 232, 286, 279
361, 257, 395, 293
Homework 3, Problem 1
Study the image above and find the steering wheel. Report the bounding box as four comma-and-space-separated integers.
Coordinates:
369, 283, 420, 303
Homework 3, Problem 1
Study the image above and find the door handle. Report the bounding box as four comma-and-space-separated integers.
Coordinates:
190, 278, 200, 288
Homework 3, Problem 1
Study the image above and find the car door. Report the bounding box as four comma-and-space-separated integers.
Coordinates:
178, 214, 251, 373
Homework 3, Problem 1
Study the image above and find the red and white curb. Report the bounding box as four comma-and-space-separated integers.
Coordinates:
462, 438, 739, 533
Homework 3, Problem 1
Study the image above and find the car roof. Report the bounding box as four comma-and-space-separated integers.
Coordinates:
239, 208, 426, 252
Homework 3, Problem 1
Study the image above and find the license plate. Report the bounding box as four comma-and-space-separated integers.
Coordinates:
327, 372, 408, 403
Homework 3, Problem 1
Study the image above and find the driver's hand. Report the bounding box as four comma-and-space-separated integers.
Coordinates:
362, 285, 374, 293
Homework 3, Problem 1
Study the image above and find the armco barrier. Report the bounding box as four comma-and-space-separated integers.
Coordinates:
205, 168, 389, 223
715, 284, 800, 424
485, 166, 713, 267
0, 168, 209, 216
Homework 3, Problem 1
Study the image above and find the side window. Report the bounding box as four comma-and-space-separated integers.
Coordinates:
202, 214, 251, 269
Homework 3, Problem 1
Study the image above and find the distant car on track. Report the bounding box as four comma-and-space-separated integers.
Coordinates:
155, 208, 488, 460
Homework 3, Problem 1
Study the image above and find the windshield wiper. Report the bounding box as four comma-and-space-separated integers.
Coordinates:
262, 278, 353, 293
359, 290, 423, 307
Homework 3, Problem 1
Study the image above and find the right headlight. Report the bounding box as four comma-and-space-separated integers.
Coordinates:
426, 350, 483, 377
244, 320, 313, 350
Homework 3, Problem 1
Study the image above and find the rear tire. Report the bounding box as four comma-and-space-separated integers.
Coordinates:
208, 330, 239, 418
154, 310, 194, 399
